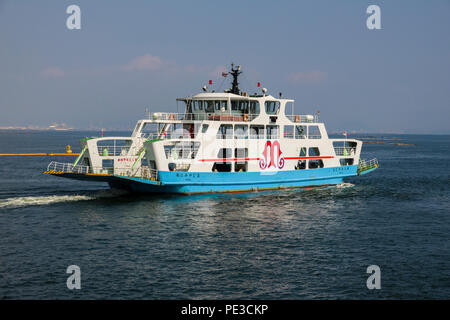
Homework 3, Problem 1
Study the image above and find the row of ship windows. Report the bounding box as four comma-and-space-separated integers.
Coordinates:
190, 100, 281, 115
216, 124, 322, 139
163, 145, 324, 161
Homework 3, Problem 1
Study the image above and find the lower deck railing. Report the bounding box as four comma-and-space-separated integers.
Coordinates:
45, 161, 158, 181
358, 158, 378, 174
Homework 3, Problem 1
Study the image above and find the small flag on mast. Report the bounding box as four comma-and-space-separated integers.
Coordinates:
257, 82, 261, 87
343, 131, 347, 137
209, 80, 212, 85
222, 72, 228, 77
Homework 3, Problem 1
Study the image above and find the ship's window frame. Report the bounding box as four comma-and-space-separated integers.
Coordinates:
308, 125, 322, 139
284, 125, 294, 139
295, 125, 307, 139
212, 162, 232, 172
234, 125, 248, 139
309, 159, 324, 169
217, 148, 232, 160
308, 147, 320, 156
250, 125, 265, 139
204, 100, 214, 113
266, 125, 279, 139
295, 147, 307, 170
216, 124, 233, 139
221, 101, 228, 111
239, 101, 249, 113
235, 148, 248, 172
265, 101, 280, 115
299, 147, 307, 157
250, 101, 260, 115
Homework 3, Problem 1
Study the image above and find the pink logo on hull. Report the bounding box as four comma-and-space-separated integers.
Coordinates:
259, 141, 285, 170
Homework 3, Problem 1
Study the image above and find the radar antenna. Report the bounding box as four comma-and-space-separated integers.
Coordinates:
229, 62, 242, 95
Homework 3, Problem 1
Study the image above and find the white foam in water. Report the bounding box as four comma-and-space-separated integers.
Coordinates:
0, 194, 95, 209
336, 182, 355, 189
0, 188, 130, 209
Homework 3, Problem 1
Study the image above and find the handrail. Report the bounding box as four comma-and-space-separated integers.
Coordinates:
286, 114, 319, 123
151, 112, 260, 122
358, 158, 378, 173
45, 161, 158, 180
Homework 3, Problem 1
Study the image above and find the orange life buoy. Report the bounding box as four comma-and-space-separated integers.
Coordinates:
294, 115, 300, 122
243, 114, 249, 122
169, 113, 176, 120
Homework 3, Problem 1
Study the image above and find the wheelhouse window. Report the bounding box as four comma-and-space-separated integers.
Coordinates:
308, 125, 321, 139
265, 101, 280, 115
266, 125, 279, 139
239, 101, 249, 113
250, 101, 260, 115
250, 125, 264, 139
216, 124, 233, 139
221, 101, 228, 111
204, 100, 214, 113
295, 126, 307, 139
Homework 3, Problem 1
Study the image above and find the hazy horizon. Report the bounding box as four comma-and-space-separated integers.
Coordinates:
1, 1, 449, 134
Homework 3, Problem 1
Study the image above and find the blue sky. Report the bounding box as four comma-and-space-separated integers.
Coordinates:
1, 0, 449, 133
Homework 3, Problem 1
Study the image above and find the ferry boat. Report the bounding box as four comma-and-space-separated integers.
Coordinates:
44, 64, 378, 194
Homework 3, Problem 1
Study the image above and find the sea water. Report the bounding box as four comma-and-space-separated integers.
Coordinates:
0, 131, 449, 299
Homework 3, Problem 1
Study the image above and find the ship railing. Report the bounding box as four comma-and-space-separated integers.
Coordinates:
144, 133, 197, 140
139, 167, 158, 180
286, 114, 319, 123
46, 161, 117, 175
96, 145, 133, 156
334, 147, 357, 156
358, 158, 379, 173
46, 161, 90, 174
151, 112, 259, 122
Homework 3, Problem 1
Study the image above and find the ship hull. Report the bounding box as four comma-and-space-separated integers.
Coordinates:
108, 165, 357, 194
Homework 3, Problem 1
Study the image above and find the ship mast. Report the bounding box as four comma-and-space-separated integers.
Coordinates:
229, 62, 242, 95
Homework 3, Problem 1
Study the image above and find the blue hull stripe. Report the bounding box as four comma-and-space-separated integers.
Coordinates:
115, 165, 358, 194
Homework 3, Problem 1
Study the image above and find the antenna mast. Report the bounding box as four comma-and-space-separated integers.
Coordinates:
229, 62, 242, 95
